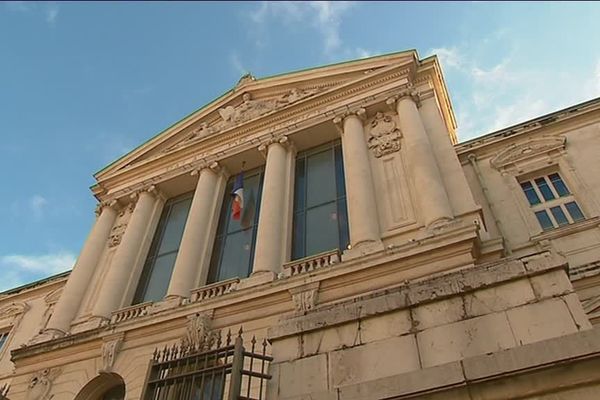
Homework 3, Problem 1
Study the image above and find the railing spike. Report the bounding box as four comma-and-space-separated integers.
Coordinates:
238, 326, 243, 337
226, 329, 232, 346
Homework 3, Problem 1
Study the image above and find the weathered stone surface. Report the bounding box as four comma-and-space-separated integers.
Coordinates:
329, 335, 419, 388
413, 296, 465, 330
417, 312, 516, 368
562, 292, 593, 331
522, 252, 567, 273
301, 321, 360, 357
463, 279, 536, 318
507, 297, 578, 345
529, 269, 573, 299
360, 309, 412, 343
337, 361, 464, 400
271, 336, 302, 363
278, 354, 329, 398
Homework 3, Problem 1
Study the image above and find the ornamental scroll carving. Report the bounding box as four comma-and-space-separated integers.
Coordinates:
368, 112, 402, 158
182, 312, 216, 351
289, 282, 320, 314
490, 136, 566, 171
100, 337, 122, 373
26, 368, 61, 400
163, 88, 319, 154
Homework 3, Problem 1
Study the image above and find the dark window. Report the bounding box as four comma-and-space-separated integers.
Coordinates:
520, 181, 541, 205
292, 142, 349, 260
102, 384, 125, 400
207, 168, 264, 283
535, 210, 554, 231
549, 173, 570, 197
565, 201, 585, 222
0, 330, 9, 351
133, 194, 193, 304
550, 206, 569, 226
534, 177, 555, 201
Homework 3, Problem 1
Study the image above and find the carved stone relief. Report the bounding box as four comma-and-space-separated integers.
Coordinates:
368, 112, 402, 158
490, 136, 566, 171
182, 312, 216, 351
99, 337, 122, 373
289, 283, 320, 314
26, 368, 61, 400
108, 223, 127, 248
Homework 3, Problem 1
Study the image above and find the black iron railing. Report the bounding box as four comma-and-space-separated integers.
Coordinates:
142, 329, 272, 400
0, 383, 9, 400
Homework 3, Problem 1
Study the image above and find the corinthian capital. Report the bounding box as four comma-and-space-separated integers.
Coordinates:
333, 107, 367, 134
95, 200, 117, 216
257, 134, 290, 155
395, 84, 421, 108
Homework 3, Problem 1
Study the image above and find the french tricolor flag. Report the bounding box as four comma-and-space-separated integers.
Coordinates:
231, 172, 244, 220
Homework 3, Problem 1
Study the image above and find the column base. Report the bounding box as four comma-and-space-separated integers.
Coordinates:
342, 240, 385, 261
238, 271, 277, 290
70, 316, 109, 334
152, 295, 185, 312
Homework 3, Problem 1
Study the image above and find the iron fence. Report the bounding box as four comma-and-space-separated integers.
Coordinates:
142, 329, 272, 400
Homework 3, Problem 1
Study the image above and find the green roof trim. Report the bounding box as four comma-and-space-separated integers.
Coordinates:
94, 48, 418, 178
0, 270, 70, 296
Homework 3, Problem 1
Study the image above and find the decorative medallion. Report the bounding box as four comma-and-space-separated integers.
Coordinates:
26, 368, 61, 400
100, 337, 122, 373
182, 312, 216, 351
368, 112, 402, 158
108, 223, 127, 248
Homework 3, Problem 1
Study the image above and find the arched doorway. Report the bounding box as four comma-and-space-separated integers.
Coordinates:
73, 373, 125, 400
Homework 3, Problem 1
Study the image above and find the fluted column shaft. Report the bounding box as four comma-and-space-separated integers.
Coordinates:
338, 111, 381, 247
252, 139, 289, 274
45, 204, 118, 334
167, 166, 221, 298
92, 188, 158, 318
396, 94, 453, 226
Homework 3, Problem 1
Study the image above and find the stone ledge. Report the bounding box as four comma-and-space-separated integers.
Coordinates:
269, 252, 566, 340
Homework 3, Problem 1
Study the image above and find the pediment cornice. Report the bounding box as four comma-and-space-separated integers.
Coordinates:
489, 136, 566, 172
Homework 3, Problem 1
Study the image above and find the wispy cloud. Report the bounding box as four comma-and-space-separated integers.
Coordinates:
230, 52, 248, 76
5, 1, 59, 26
4, 1, 32, 12
45, 3, 59, 25
248, 1, 356, 57
29, 194, 48, 219
0, 251, 75, 291
426, 35, 600, 140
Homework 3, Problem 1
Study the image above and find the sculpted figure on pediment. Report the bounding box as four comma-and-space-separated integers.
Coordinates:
368, 112, 402, 158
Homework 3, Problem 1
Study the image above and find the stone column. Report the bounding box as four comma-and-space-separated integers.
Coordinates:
252, 136, 291, 276
334, 109, 381, 248
166, 163, 223, 299
44, 202, 118, 335
394, 90, 453, 227
92, 186, 160, 319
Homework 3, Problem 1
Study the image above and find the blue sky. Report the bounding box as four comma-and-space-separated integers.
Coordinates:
1, 1, 599, 291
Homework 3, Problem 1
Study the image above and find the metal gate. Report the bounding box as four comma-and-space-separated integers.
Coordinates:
142, 329, 272, 400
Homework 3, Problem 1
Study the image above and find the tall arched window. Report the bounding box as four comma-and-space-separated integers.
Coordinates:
207, 168, 264, 283
292, 141, 349, 260
133, 193, 193, 304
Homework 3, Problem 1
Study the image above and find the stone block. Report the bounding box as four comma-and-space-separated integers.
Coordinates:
412, 297, 465, 331
506, 297, 578, 345
278, 354, 329, 398
417, 312, 516, 368
337, 361, 464, 400
529, 269, 573, 299
301, 321, 360, 357
271, 335, 302, 363
562, 292, 592, 331
522, 252, 567, 273
360, 309, 412, 343
463, 278, 536, 318
329, 335, 419, 388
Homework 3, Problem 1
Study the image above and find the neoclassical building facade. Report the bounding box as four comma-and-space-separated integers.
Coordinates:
2, 51, 600, 399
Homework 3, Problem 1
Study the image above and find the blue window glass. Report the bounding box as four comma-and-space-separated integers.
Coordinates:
548, 173, 570, 197
534, 177, 555, 201
292, 141, 349, 260
133, 194, 193, 304
565, 201, 585, 222
535, 210, 554, 231
550, 206, 569, 226
207, 169, 263, 284
0, 331, 9, 351
520, 181, 541, 205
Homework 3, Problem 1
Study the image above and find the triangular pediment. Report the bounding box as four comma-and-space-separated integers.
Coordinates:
95, 50, 419, 182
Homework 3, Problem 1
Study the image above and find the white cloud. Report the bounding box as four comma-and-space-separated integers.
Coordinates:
1, 252, 75, 274
230, 52, 248, 76
4, 1, 32, 12
29, 194, 48, 219
45, 3, 59, 25
427, 47, 463, 70
247, 1, 355, 57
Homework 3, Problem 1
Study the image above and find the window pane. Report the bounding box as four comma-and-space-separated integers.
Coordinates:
228, 173, 261, 234
306, 149, 336, 207
0, 331, 8, 351
549, 173, 570, 197
139, 252, 178, 303
292, 212, 305, 260
535, 210, 554, 231
520, 181, 541, 205
337, 198, 350, 251
306, 202, 339, 256
334, 144, 347, 197
216, 229, 254, 281
294, 157, 306, 211
565, 201, 585, 222
550, 206, 569, 226
534, 177, 555, 201
157, 198, 192, 255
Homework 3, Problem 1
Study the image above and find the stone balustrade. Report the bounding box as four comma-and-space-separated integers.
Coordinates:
189, 277, 240, 303
110, 301, 153, 324
282, 249, 341, 277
